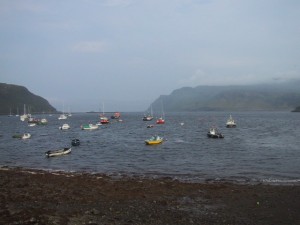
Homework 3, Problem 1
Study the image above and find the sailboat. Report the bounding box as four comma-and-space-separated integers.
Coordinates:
99, 102, 109, 124
143, 105, 154, 121
15, 107, 19, 117
8, 108, 13, 117
156, 102, 165, 124
20, 104, 29, 121
58, 103, 67, 120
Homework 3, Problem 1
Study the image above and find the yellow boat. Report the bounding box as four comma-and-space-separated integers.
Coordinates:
145, 135, 163, 145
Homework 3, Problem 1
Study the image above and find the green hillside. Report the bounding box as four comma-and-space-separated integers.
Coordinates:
0, 83, 57, 115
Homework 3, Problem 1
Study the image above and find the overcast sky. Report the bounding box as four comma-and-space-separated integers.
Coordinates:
0, 0, 299, 112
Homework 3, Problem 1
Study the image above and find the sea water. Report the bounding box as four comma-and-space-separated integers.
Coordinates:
0, 111, 299, 184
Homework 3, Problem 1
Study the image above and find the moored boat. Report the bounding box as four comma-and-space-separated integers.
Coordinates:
226, 115, 236, 128
143, 115, 153, 121
81, 124, 99, 130
145, 135, 163, 145
58, 114, 67, 120
156, 102, 165, 124
12, 133, 31, 139
39, 118, 48, 125
143, 105, 154, 121
59, 124, 70, 130
45, 147, 72, 157
207, 128, 224, 138
111, 112, 121, 119
71, 139, 80, 146
156, 117, 165, 124
100, 116, 109, 124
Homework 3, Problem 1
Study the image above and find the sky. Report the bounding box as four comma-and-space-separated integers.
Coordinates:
0, 0, 299, 112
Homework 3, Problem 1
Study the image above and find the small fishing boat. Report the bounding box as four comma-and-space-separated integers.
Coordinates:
59, 124, 70, 130
71, 139, 80, 146
58, 114, 67, 120
143, 105, 154, 121
143, 115, 154, 121
111, 112, 121, 119
147, 124, 154, 128
99, 103, 109, 124
226, 115, 236, 128
81, 124, 99, 130
100, 116, 109, 124
12, 133, 31, 139
207, 128, 224, 138
39, 118, 48, 125
45, 147, 72, 157
156, 117, 165, 124
145, 135, 163, 145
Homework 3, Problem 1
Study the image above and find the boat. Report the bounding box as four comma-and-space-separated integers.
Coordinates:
71, 139, 80, 146
145, 135, 163, 145
143, 115, 153, 121
147, 124, 154, 128
207, 128, 224, 138
226, 115, 236, 128
58, 114, 67, 120
143, 105, 153, 121
22, 133, 31, 139
156, 117, 165, 124
100, 115, 109, 124
156, 101, 165, 124
99, 102, 109, 124
59, 124, 70, 130
81, 124, 99, 130
12, 133, 31, 139
45, 147, 71, 157
39, 118, 48, 125
20, 104, 30, 121
111, 112, 121, 119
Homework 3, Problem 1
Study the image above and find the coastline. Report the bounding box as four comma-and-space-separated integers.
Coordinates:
1, 167, 300, 225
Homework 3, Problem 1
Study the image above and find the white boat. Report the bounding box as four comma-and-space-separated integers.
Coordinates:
40, 118, 48, 125
59, 124, 70, 130
58, 114, 67, 120
45, 147, 71, 157
12, 133, 31, 139
22, 133, 31, 139
207, 127, 224, 138
226, 115, 236, 128
81, 124, 99, 130
143, 105, 153, 121
20, 104, 29, 121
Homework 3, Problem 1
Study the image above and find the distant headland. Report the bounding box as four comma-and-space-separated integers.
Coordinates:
0, 83, 57, 115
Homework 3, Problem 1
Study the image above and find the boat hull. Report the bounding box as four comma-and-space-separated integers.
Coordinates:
207, 133, 224, 138
46, 148, 71, 157
145, 140, 163, 145
226, 124, 236, 128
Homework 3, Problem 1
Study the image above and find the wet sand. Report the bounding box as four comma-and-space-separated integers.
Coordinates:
0, 168, 299, 225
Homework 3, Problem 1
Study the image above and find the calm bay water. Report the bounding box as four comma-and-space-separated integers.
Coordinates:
0, 112, 299, 184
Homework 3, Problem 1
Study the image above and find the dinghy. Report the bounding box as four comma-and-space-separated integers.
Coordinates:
45, 147, 71, 157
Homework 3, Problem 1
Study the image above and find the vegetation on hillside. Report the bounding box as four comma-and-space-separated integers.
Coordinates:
0, 83, 57, 115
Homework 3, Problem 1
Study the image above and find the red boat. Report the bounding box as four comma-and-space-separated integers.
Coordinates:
156, 117, 165, 124
100, 114, 109, 124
